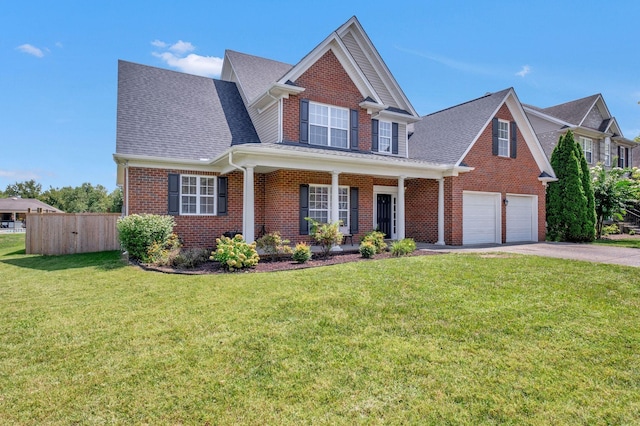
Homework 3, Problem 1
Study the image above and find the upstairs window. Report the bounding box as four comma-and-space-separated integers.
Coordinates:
309, 103, 349, 148
498, 120, 509, 157
378, 121, 392, 153
579, 136, 593, 164
604, 138, 611, 166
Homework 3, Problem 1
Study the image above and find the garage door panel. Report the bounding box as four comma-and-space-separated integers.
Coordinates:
506, 195, 537, 242
463, 192, 500, 245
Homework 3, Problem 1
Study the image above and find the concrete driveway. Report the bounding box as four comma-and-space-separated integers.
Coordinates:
418, 241, 640, 267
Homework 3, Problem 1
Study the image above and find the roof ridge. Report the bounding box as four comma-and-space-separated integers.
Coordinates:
225, 49, 293, 67
424, 88, 510, 117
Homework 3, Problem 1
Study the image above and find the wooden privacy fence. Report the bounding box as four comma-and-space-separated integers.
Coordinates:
26, 213, 121, 255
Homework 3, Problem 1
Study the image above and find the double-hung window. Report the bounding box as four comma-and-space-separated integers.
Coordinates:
309, 102, 349, 148
619, 146, 626, 168
498, 120, 509, 157
579, 137, 593, 164
181, 175, 215, 215
604, 138, 611, 166
308, 185, 349, 225
378, 121, 392, 153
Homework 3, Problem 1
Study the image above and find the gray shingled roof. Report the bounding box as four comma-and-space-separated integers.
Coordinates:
540, 94, 599, 126
225, 50, 293, 104
409, 88, 512, 164
116, 60, 259, 161
0, 198, 63, 213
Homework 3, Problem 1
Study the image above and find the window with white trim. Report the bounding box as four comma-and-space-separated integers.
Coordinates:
604, 138, 611, 166
308, 185, 349, 225
309, 102, 349, 148
579, 136, 593, 164
498, 120, 509, 157
619, 146, 626, 167
378, 121, 392, 153
180, 175, 216, 215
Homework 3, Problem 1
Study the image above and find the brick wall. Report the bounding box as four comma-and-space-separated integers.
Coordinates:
445, 104, 547, 245
282, 49, 372, 151
126, 167, 243, 248
405, 179, 439, 243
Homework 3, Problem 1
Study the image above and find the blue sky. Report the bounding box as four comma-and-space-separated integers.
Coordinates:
2, 0, 639, 192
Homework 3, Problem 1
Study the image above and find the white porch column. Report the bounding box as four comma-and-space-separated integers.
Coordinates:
244, 166, 255, 243
331, 171, 342, 251
436, 177, 445, 245
397, 176, 406, 240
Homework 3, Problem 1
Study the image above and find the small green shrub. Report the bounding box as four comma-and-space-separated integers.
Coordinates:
391, 238, 417, 257
292, 242, 312, 264
361, 230, 387, 253
602, 223, 621, 236
173, 248, 210, 269
117, 214, 176, 262
306, 218, 342, 258
630, 229, 636, 236
256, 231, 292, 261
359, 241, 376, 258
146, 233, 181, 266
211, 234, 260, 271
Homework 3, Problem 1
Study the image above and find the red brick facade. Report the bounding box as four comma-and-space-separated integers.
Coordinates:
282, 49, 372, 150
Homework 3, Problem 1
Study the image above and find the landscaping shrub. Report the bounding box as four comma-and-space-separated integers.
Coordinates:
211, 234, 260, 271
361, 230, 387, 253
146, 233, 181, 266
602, 223, 621, 236
172, 248, 211, 269
359, 240, 376, 258
117, 214, 176, 262
306, 218, 342, 258
391, 238, 417, 257
256, 231, 292, 261
292, 242, 312, 264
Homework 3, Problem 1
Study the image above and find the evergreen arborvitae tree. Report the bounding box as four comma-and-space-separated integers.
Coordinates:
573, 135, 596, 242
546, 130, 592, 242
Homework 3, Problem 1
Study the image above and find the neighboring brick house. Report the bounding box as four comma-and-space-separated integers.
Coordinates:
524, 94, 638, 169
114, 16, 555, 247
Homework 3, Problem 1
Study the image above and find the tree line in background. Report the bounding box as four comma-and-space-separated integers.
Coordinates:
547, 130, 640, 241
0, 180, 122, 214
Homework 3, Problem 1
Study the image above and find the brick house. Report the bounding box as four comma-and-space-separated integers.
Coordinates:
524, 94, 638, 169
114, 16, 555, 247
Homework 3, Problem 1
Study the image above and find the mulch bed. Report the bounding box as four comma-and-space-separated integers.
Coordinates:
136, 250, 442, 275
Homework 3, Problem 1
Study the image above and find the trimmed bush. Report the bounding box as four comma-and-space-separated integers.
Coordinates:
361, 230, 387, 253
306, 218, 342, 258
117, 214, 176, 262
391, 238, 417, 257
292, 242, 312, 264
602, 223, 620, 236
256, 231, 292, 261
359, 241, 376, 258
211, 234, 260, 271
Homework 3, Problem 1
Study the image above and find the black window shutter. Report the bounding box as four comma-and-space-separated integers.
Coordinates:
492, 118, 499, 156
299, 98, 309, 144
299, 184, 309, 235
371, 119, 379, 152
217, 176, 228, 215
629, 148, 633, 167
510, 121, 517, 159
625, 148, 630, 167
168, 173, 180, 215
349, 187, 359, 234
392, 122, 399, 155
350, 109, 359, 150
618, 146, 623, 167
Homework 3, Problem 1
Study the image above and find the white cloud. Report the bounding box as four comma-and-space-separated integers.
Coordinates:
151, 40, 222, 78
55, 42, 63, 48
516, 65, 531, 77
169, 40, 195, 54
16, 44, 44, 58
151, 39, 167, 48
0, 169, 42, 181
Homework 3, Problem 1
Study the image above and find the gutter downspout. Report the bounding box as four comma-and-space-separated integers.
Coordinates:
124, 161, 129, 217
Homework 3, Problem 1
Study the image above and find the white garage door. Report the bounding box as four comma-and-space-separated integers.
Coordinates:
506, 194, 538, 243
463, 191, 501, 245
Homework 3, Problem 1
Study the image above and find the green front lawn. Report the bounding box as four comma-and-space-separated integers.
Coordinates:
1, 234, 639, 424
594, 237, 640, 249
